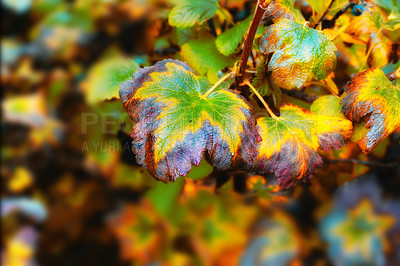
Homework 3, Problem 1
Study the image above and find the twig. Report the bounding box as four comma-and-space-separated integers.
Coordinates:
320, 1, 357, 29
245, 80, 277, 118
313, 0, 336, 29
236, 0, 267, 86
203, 72, 233, 98
324, 158, 399, 168
281, 88, 319, 103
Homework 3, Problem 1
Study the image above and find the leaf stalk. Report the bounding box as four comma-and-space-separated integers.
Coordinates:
203, 72, 233, 98
236, 0, 267, 86
245, 80, 278, 119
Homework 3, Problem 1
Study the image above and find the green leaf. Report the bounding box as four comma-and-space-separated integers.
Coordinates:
375, 0, 400, 15
305, 0, 331, 16
168, 0, 219, 28
186, 160, 214, 180
259, 18, 337, 90
371, 10, 400, 31
175, 26, 197, 45
341, 68, 400, 153
146, 177, 185, 217
181, 31, 236, 83
84, 58, 139, 104
120, 60, 260, 182
310, 95, 346, 119
215, 15, 252, 56
253, 105, 352, 190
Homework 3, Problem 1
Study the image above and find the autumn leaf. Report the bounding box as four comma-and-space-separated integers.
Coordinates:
120, 59, 260, 183
253, 105, 352, 190
341, 68, 400, 153
367, 32, 392, 68
259, 18, 337, 90
168, 0, 219, 28
310, 95, 346, 119
261, 0, 305, 25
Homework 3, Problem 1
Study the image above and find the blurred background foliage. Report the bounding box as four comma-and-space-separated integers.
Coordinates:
1, 0, 400, 265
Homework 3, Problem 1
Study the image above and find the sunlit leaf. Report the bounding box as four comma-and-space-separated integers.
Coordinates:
82, 57, 139, 104
259, 18, 337, 89
253, 105, 352, 190
341, 68, 400, 153
120, 59, 260, 183
181, 31, 236, 83
310, 95, 346, 119
168, 0, 219, 28
215, 15, 252, 56
305, 0, 331, 15
367, 32, 391, 68
262, 0, 305, 24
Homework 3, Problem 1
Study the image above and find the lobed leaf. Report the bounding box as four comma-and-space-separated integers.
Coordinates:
341, 68, 400, 153
259, 18, 337, 90
168, 0, 219, 28
120, 60, 260, 183
253, 105, 352, 190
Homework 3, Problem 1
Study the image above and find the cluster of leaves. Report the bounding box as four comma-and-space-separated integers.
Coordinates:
116, 0, 400, 190
2, 0, 400, 265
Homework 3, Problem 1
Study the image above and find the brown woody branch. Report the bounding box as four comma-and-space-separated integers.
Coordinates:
236, 0, 268, 86
281, 88, 319, 103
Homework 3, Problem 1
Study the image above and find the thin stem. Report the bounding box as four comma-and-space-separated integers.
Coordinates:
236, 0, 267, 86
245, 80, 277, 118
320, 1, 357, 29
281, 88, 319, 103
203, 72, 233, 98
313, 0, 336, 29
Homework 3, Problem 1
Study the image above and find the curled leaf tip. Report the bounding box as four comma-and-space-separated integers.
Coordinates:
341, 68, 400, 153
